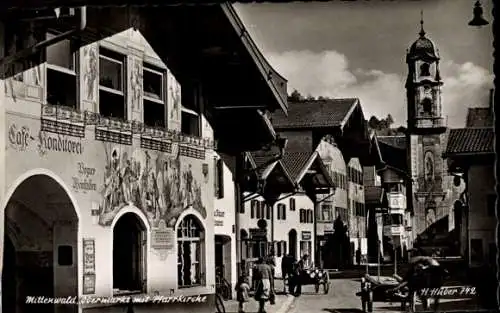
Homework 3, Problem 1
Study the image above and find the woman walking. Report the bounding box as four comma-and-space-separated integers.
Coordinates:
253, 257, 275, 313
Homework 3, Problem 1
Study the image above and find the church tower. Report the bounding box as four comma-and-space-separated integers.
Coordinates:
405, 13, 450, 242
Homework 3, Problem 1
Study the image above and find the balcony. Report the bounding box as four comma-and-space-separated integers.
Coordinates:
387, 192, 406, 210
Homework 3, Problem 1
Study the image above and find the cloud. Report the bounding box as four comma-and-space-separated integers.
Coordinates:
267, 50, 493, 128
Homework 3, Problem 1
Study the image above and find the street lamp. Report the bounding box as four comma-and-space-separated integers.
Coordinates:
468, 1, 489, 27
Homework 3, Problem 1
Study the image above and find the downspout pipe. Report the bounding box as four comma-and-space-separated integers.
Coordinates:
0, 6, 87, 68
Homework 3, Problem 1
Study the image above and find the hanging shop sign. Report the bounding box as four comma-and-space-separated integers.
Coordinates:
249, 228, 267, 240
152, 220, 175, 251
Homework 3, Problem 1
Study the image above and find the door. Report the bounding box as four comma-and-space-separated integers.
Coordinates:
288, 230, 297, 259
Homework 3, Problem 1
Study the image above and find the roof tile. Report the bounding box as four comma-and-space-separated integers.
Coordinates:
270, 98, 358, 129
445, 127, 494, 155
281, 152, 312, 181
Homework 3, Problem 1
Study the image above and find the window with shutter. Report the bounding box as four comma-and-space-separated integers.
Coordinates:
282, 204, 287, 220
265, 203, 271, 219
290, 198, 296, 211
299, 209, 304, 223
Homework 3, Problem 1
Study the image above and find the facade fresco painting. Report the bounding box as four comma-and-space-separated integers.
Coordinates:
82, 44, 98, 102
99, 143, 207, 228
129, 56, 143, 111
167, 71, 182, 132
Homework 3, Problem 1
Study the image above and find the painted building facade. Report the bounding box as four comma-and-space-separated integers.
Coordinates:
0, 4, 288, 311
1, 28, 218, 313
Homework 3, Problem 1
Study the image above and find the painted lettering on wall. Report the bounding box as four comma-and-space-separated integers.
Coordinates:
214, 209, 225, 227
38, 131, 83, 156
8, 124, 35, 151
72, 162, 97, 193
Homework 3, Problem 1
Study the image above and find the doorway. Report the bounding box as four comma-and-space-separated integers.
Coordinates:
113, 212, 147, 294
2, 174, 79, 313
288, 229, 297, 259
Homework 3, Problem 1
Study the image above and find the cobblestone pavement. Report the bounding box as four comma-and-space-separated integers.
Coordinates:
286, 278, 487, 313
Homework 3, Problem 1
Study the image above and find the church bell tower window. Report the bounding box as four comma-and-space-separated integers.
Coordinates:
420, 63, 430, 77
421, 98, 432, 114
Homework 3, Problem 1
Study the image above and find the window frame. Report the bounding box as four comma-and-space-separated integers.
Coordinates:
143, 65, 165, 104
45, 31, 77, 75
177, 215, 205, 288
99, 53, 125, 95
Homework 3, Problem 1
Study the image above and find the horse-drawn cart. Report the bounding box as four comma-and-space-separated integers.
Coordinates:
295, 268, 331, 294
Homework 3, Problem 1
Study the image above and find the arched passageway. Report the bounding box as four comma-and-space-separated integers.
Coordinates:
112, 212, 147, 294
2, 174, 79, 313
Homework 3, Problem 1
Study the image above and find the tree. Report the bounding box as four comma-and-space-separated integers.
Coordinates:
289, 89, 303, 101
306, 94, 315, 101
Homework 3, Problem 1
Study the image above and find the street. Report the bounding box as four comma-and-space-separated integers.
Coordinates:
286, 278, 486, 313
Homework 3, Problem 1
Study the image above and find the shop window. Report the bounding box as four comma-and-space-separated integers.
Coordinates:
99, 47, 125, 119
282, 241, 287, 256
487, 195, 496, 217
214, 158, 224, 199
177, 215, 205, 288
143, 64, 166, 127
300, 241, 312, 259
289, 198, 296, 211
181, 83, 201, 137
58, 245, 73, 266
46, 32, 76, 108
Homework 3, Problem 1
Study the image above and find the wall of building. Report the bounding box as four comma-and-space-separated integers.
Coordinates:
213, 154, 237, 295
278, 130, 314, 152
347, 158, 366, 261
1, 29, 217, 311
467, 164, 496, 266
238, 192, 314, 278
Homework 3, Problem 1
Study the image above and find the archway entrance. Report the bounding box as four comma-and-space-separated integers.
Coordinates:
113, 212, 147, 294
288, 229, 297, 260
2, 174, 79, 313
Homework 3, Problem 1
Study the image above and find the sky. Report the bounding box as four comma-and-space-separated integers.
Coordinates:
234, 0, 494, 128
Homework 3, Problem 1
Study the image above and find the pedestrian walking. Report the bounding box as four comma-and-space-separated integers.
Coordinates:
293, 254, 310, 297
235, 275, 250, 313
254, 257, 274, 313
265, 252, 276, 305
281, 254, 296, 294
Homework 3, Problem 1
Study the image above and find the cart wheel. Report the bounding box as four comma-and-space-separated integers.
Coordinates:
315, 283, 320, 293
323, 273, 330, 294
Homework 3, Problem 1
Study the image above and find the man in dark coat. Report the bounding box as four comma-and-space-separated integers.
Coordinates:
281, 254, 296, 294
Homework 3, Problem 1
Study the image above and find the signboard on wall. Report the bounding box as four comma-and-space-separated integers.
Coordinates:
82, 238, 96, 295
302, 231, 312, 241
152, 220, 175, 251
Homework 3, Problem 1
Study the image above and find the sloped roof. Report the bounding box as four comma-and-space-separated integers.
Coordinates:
364, 186, 386, 205
466, 107, 493, 127
444, 127, 494, 156
270, 98, 359, 129
377, 136, 407, 150
281, 152, 312, 181
378, 140, 408, 174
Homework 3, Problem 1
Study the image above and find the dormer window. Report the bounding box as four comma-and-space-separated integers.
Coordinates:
420, 62, 430, 77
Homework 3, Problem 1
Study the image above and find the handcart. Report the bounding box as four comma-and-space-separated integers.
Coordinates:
295, 267, 331, 294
